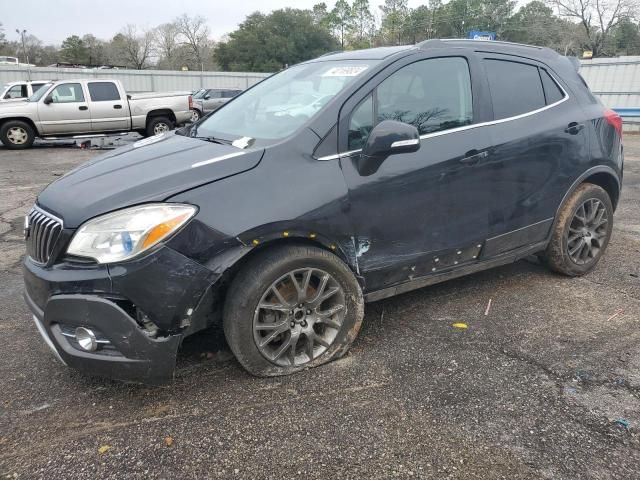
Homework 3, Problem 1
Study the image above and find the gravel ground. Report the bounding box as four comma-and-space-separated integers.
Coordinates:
0, 135, 639, 479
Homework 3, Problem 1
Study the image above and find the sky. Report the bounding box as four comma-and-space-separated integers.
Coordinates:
2, 0, 431, 45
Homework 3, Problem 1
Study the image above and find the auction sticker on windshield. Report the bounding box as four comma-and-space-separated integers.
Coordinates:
322, 66, 369, 77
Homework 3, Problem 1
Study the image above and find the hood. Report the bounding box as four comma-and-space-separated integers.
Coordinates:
38, 132, 264, 228
0, 100, 32, 112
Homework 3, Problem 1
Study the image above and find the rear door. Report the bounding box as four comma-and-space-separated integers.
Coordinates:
339, 52, 495, 291
37, 82, 91, 134
202, 89, 224, 112
480, 55, 587, 258
87, 81, 129, 132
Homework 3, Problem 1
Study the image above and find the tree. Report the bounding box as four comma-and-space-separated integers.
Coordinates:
60, 35, 88, 64
215, 8, 339, 72
503, 2, 568, 49
612, 16, 640, 53
547, 0, 640, 56
175, 14, 211, 70
330, 0, 353, 48
350, 0, 376, 47
111, 25, 154, 69
380, 0, 410, 45
82, 34, 106, 66
154, 22, 181, 69
0, 23, 5, 45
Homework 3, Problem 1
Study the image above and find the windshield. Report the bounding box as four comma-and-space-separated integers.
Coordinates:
28, 83, 53, 102
192, 89, 208, 99
194, 60, 375, 143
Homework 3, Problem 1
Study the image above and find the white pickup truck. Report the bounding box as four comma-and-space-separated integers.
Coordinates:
0, 79, 192, 149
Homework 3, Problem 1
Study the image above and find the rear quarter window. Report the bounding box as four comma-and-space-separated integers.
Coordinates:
540, 69, 565, 105
88, 82, 120, 102
484, 59, 545, 119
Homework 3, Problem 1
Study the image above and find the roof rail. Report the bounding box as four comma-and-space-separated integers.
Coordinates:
318, 50, 344, 57
418, 38, 547, 51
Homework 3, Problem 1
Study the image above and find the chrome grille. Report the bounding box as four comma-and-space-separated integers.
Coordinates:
26, 207, 63, 264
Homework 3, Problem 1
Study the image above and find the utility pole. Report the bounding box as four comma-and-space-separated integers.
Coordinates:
16, 29, 31, 80
16, 29, 29, 65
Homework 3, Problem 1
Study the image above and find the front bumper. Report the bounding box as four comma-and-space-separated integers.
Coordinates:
23, 243, 220, 384
25, 288, 182, 384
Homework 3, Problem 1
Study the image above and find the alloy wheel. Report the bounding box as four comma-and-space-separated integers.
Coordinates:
7, 126, 28, 145
153, 122, 170, 135
190, 110, 200, 123
253, 268, 346, 367
566, 198, 609, 265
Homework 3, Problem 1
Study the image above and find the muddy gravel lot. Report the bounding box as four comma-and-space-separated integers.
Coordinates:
0, 135, 639, 479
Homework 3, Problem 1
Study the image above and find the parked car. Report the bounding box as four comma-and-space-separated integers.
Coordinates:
0, 79, 192, 148
23, 40, 622, 384
0, 80, 50, 102
190, 88, 242, 122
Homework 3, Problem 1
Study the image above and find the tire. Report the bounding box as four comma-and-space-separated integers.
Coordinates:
543, 183, 614, 276
223, 245, 364, 377
0, 120, 35, 149
145, 116, 174, 137
190, 109, 201, 123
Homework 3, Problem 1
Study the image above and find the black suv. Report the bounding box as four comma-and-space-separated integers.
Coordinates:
23, 40, 623, 383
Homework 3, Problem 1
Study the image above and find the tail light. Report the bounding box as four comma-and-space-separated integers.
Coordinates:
188, 95, 193, 110
604, 109, 623, 137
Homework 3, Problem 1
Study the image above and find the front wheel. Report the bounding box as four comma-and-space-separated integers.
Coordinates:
543, 183, 614, 276
0, 120, 35, 149
145, 116, 174, 137
223, 245, 364, 377
190, 109, 201, 123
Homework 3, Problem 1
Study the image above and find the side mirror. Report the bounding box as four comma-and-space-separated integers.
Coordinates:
43, 95, 53, 105
355, 120, 420, 176
204, 94, 210, 100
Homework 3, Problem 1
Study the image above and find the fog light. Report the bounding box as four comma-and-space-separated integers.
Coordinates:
75, 327, 97, 352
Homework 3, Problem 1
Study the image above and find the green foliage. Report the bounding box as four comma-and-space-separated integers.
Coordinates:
214, 9, 339, 72
60, 35, 88, 64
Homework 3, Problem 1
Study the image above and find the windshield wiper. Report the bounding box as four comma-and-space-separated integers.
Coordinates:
194, 136, 234, 146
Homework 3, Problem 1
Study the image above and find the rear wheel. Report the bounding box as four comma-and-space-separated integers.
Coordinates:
0, 120, 35, 149
543, 183, 613, 276
146, 116, 174, 137
223, 245, 364, 377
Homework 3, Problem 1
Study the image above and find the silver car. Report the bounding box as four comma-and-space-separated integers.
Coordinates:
190, 88, 242, 122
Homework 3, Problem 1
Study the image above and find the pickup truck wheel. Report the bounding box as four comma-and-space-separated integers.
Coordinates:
223, 245, 364, 377
146, 116, 174, 137
543, 183, 613, 276
0, 120, 35, 149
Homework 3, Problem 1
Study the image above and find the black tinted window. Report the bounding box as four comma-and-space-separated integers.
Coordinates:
540, 69, 564, 105
377, 57, 473, 135
88, 82, 120, 101
485, 59, 545, 119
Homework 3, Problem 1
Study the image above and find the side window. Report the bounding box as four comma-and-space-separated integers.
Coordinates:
347, 57, 473, 150
207, 90, 221, 99
540, 69, 565, 105
31, 83, 46, 94
348, 94, 374, 150
88, 82, 120, 101
484, 59, 545, 119
5, 85, 26, 99
50, 83, 85, 103
376, 57, 473, 135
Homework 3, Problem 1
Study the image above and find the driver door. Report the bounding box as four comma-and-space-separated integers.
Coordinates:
38, 82, 91, 134
338, 53, 495, 292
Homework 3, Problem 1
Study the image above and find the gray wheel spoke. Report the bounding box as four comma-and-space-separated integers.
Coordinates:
288, 332, 301, 365
305, 333, 315, 361
258, 323, 289, 347
317, 304, 344, 318
270, 286, 290, 308
569, 238, 585, 256
258, 302, 290, 313
271, 334, 293, 361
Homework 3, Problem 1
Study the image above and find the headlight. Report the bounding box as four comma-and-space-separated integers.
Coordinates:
67, 203, 197, 264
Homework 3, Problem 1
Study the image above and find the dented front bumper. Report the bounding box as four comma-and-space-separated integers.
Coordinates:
23, 245, 218, 384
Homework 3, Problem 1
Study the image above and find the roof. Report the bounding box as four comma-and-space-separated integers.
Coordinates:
315, 39, 561, 63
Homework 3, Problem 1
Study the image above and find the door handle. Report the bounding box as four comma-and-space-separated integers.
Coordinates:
565, 122, 585, 135
460, 150, 488, 165
78, 105, 88, 111
113, 104, 122, 109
